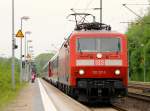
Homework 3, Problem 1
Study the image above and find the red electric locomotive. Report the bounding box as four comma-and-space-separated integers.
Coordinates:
45, 13, 128, 102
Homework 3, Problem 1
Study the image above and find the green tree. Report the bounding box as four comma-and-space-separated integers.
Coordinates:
126, 7, 150, 82
34, 53, 54, 76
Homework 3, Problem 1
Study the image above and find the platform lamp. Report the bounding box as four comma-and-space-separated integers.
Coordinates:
20, 16, 30, 83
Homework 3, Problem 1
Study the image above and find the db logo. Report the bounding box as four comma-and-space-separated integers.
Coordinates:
95, 60, 105, 66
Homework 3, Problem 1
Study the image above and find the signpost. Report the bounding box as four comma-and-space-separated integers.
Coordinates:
16, 29, 24, 83
12, 0, 15, 89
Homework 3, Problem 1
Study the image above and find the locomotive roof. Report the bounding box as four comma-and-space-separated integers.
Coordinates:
72, 30, 125, 35
66, 31, 126, 40
59, 30, 126, 49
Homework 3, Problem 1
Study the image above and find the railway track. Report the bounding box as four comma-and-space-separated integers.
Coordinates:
86, 92, 150, 111
112, 92, 150, 111
128, 82, 150, 93
85, 102, 128, 111
128, 92, 150, 102
43, 78, 128, 111
87, 82, 150, 111
89, 105, 127, 111
111, 105, 128, 111
128, 82, 150, 101
43, 78, 150, 111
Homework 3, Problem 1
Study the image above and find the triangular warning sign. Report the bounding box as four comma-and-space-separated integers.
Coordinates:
16, 29, 24, 38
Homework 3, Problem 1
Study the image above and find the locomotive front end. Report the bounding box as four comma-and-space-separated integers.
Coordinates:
70, 32, 128, 101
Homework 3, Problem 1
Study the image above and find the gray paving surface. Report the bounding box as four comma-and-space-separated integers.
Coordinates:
3, 79, 44, 111
33, 79, 44, 111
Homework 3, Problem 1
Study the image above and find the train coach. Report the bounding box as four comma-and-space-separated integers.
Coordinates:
44, 14, 128, 102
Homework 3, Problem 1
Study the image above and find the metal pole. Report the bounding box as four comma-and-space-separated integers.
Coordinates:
20, 38, 23, 83
24, 32, 27, 81
144, 48, 146, 82
12, 0, 15, 89
24, 32, 31, 81
20, 19, 23, 83
100, 0, 102, 23
27, 41, 28, 56
24, 33, 27, 63
27, 40, 30, 81
21, 18, 23, 30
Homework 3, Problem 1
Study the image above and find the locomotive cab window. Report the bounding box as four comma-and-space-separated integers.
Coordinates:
77, 38, 121, 52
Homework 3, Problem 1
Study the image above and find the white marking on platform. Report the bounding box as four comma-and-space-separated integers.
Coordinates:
38, 78, 57, 111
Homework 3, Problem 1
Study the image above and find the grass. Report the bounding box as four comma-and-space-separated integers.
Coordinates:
0, 57, 25, 110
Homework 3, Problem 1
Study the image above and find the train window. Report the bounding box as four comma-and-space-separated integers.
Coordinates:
98, 38, 120, 52
77, 38, 121, 52
77, 38, 96, 52
52, 56, 58, 69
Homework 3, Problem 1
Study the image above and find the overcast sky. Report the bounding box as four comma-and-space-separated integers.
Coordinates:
0, 0, 149, 58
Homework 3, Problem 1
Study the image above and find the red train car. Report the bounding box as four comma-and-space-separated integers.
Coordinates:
45, 22, 128, 102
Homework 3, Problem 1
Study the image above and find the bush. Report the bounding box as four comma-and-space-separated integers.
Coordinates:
0, 58, 23, 109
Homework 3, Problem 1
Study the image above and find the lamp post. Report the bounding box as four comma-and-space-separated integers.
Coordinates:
20, 16, 30, 83
26, 40, 32, 81
24, 31, 31, 61
11, 0, 15, 89
28, 46, 34, 60
28, 45, 33, 55
141, 44, 146, 82
24, 31, 31, 81
20, 16, 30, 31
27, 40, 32, 55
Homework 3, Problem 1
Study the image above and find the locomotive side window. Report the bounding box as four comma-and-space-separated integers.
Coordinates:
77, 38, 121, 52
51, 56, 58, 69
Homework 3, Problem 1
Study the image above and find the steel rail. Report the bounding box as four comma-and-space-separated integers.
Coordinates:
128, 92, 150, 102
111, 104, 128, 111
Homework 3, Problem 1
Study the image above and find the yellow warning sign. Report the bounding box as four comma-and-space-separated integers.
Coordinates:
16, 29, 24, 38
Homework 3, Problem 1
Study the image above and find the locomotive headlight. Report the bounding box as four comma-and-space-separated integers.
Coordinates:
79, 69, 85, 75
97, 53, 102, 59
115, 69, 120, 75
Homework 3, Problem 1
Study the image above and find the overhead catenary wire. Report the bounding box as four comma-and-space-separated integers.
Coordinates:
69, 8, 100, 11
123, 3, 150, 6
84, 0, 95, 12
122, 4, 142, 19
121, 3, 150, 25
72, 0, 95, 12
69, 9, 90, 24
70, 0, 95, 23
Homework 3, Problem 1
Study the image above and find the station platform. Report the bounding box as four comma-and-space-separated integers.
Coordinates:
4, 79, 44, 111
3, 78, 90, 111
